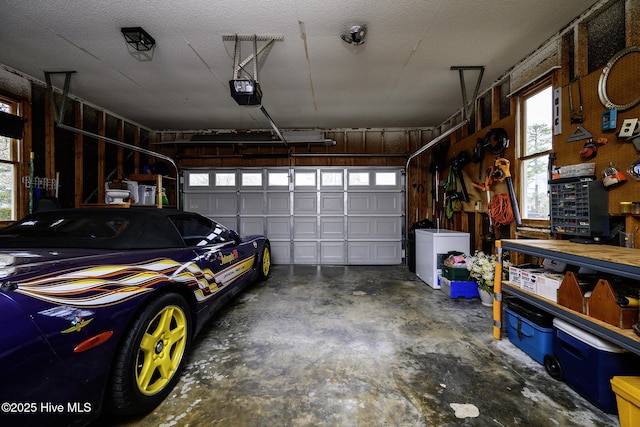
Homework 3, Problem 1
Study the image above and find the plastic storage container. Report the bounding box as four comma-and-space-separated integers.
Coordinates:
442, 264, 470, 281
611, 376, 640, 427
138, 185, 157, 205
504, 300, 554, 364
439, 276, 479, 299
545, 318, 640, 413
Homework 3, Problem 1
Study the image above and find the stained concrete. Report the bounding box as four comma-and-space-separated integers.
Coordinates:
109, 265, 619, 426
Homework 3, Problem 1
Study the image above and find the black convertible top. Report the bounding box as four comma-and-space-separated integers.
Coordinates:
0, 208, 191, 250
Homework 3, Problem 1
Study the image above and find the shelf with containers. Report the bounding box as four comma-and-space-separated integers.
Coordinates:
494, 239, 640, 356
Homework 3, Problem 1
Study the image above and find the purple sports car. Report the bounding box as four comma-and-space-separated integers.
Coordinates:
0, 208, 270, 426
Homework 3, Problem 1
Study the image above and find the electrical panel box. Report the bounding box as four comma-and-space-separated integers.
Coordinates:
549, 178, 609, 239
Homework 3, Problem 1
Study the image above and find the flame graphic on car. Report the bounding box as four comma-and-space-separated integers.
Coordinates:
12, 256, 253, 308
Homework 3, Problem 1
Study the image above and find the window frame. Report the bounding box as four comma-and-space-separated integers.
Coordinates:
517, 78, 553, 226
0, 95, 22, 222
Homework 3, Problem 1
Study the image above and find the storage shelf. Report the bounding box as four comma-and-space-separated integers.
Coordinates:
499, 239, 640, 356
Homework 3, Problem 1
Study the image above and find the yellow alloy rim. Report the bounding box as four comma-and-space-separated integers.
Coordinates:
135, 304, 187, 395
262, 247, 271, 276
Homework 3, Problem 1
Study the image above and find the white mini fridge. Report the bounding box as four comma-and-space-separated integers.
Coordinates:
415, 229, 470, 289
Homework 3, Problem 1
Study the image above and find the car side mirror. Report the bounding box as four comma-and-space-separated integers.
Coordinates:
229, 230, 241, 244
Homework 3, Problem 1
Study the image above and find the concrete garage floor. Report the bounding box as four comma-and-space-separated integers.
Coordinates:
112, 265, 619, 427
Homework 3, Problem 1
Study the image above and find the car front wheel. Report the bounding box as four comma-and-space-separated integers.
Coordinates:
258, 242, 271, 281
108, 293, 191, 415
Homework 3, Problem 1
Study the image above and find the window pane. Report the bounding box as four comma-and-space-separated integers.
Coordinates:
295, 172, 315, 187
242, 173, 262, 187
0, 163, 14, 220
522, 157, 549, 220
348, 172, 369, 186
524, 87, 552, 156
215, 173, 235, 187
268, 172, 289, 186
0, 136, 10, 161
375, 172, 396, 186
321, 171, 342, 187
188, 173, 209, 187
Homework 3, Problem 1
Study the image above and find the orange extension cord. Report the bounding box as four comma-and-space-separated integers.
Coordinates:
488, 193, 515, 227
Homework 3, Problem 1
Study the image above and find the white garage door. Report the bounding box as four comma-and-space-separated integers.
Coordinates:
182, 167, 404, 265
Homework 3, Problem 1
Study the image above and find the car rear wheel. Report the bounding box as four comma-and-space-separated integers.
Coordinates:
108, 293, 191, 415
258, 243, 271, 281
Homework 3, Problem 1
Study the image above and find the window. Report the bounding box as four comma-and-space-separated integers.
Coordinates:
268, 172, 289, 187
375, 172, 396, 186
321, 171, 342, 187
519, 84, 553, 220
188, 173, 210, 187
241, 172, 262, 187
0, 97, 19, 221
348, 172, 369, 186
215, 172, 235, 187
294, 171, 315, 187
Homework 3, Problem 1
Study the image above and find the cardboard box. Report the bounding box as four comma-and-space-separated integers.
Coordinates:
535, 272, 564, 303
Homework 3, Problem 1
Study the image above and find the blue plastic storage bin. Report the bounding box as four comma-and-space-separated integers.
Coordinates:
548, 318, 640, 414
439, 276, 479, 299
504, 305, 553, 364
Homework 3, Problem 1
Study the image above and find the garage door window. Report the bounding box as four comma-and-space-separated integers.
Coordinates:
375, 172, 396, 186
349, 172, 369, 186
268, 172, 289, 187
188, 173, 209, 187
242, 172, 262, 187
215, 173, 235, 187
295, 172, 315, 187
321, 171, 342, 187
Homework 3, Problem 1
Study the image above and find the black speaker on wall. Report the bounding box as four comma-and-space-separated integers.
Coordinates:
0, 110, 24, 139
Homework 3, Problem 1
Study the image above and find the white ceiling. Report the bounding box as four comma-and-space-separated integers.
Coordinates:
0, 0, 599, 131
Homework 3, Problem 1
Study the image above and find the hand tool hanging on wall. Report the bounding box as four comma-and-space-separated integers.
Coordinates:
492, 158, 522, 226
567, 125, 593, 142
444, 152, 471, 219
471, 166, 496, 241
569, 76, 585, 123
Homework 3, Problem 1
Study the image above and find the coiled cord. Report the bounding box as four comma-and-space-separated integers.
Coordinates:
488, 193, 515, 226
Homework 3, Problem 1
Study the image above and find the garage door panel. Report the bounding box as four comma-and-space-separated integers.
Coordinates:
321, 242, 346, 264
320, 192, 344, 214
212, 193, 237, 215
267, 192, 290, 214
270, 241, 291, 264
320, 217, 344, 239
184, 194, 213, 215
348, 241, 401, 264
294, 192, 317, 214
347, 193, 371, 213
267, 217, 291, 239
240, 193, 264, 213
374, 193, 402, 214
240, 217, 265, 236
294, 217, 318, 239
293, 242, 318, 264
347, 217, 372, 238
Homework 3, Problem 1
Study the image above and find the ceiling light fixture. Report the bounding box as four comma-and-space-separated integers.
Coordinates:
341, 24, 367, 45
121, 27, 156, 51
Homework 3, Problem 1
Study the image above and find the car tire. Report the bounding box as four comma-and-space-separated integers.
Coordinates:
108, 293, 191, 415
257, 242, 271, 281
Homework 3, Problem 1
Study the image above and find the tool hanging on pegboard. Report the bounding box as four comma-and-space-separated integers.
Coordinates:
569, 76, 585, 124
492, 158, 522, 226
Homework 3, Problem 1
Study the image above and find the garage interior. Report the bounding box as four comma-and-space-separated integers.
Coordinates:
2, 0, 640, 426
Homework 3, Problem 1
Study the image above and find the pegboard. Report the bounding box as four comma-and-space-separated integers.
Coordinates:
553, 49, 640, 215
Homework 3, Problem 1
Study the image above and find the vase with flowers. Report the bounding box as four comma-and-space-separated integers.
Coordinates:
466, 250, 511, 306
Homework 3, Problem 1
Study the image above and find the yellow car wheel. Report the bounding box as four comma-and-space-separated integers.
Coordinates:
109, 293, 191, 415
258, 243, 271, 281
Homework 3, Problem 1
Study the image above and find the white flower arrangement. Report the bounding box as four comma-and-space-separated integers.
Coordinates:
466, 250, 511, 293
